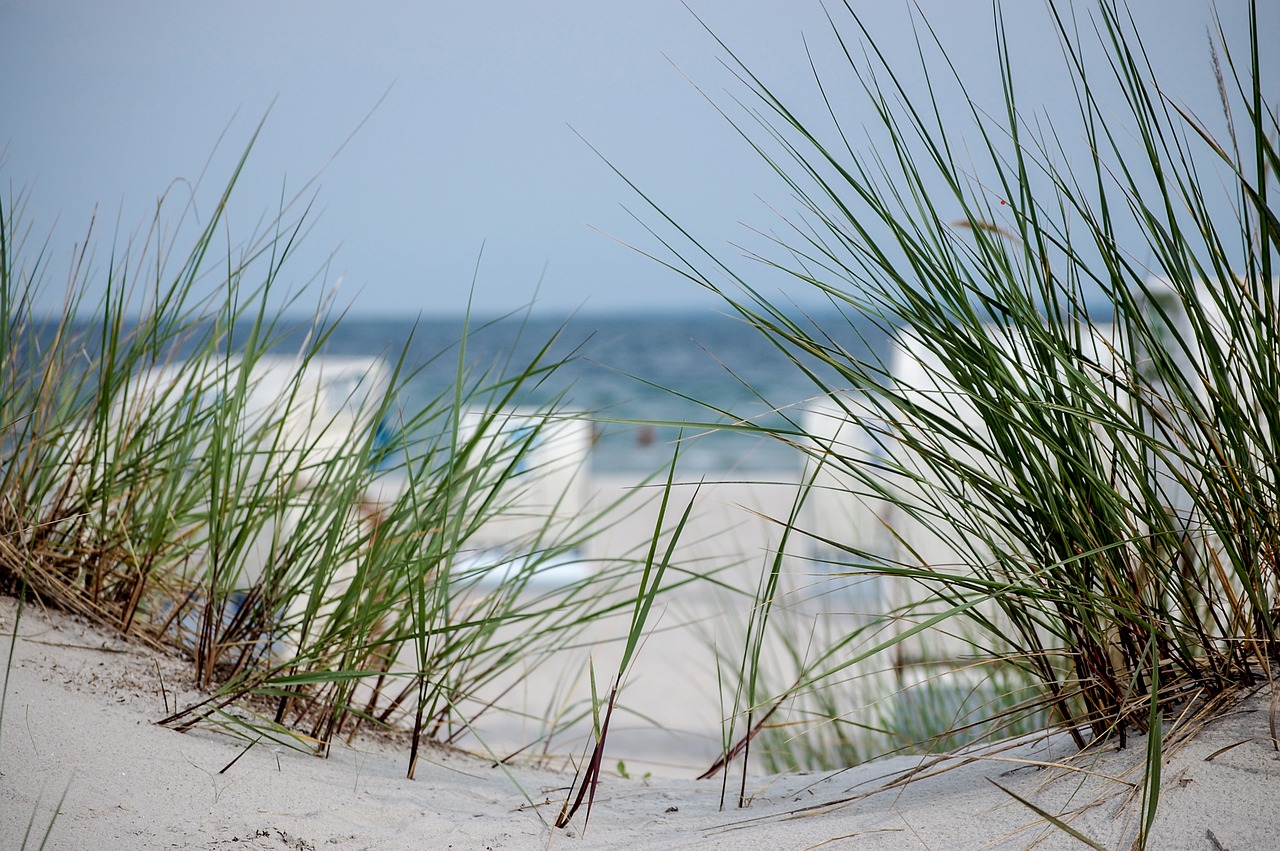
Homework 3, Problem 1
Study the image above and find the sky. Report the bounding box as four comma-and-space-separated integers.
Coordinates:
2, 1, 1272, 318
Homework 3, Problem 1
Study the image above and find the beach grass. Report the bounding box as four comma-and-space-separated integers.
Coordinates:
620, 0, 1277, 843
0, 136, 687, 785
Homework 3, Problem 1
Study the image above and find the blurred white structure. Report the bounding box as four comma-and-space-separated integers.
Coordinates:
139, 356, 392, 584
68, 354, 391, 483
799, 395, 892, 610
55, 355, 394, 648
1129, 277, 1231, 531
802, 273, 1254, 663
802, 319, 1125, 666
454, 408, 594, 585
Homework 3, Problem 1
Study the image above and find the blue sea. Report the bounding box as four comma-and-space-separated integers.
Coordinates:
312, 310, 889, 474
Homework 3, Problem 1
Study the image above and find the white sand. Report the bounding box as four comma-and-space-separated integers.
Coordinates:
4, 474, 1279, 848
4, 595, 1278, 849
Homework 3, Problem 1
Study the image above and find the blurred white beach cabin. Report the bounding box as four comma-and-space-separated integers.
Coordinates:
61, 355, 601, 601
452, 408, 595, 585
54, 355, 393, 644
801, 276, 1246, 676
799, 394, 894, 610
61, 354, 392, 525
1129, 277, 1232, 531
802, 318, 1129, 669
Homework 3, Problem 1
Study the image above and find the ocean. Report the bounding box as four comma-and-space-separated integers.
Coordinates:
313, 309, 889, 474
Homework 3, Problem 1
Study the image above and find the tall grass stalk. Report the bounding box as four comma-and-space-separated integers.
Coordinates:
624, 0, 1275, 843
0, 140, 681, 779
556, 443, 693, 832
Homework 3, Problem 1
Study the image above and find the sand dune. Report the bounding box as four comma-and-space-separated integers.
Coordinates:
4, 594, 1278, 850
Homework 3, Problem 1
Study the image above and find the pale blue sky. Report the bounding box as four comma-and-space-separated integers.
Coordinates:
2, 1, 1269, 317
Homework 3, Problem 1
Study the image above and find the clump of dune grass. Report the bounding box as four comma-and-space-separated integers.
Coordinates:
624, 0, 1276, 843
700, 570, 1054, 779
0, 135, 689, 784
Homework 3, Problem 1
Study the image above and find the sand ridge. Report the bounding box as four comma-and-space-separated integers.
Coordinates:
3, 595, 1278, 849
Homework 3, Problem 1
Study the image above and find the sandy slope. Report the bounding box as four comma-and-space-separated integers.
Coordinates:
3, 595, 1279, 850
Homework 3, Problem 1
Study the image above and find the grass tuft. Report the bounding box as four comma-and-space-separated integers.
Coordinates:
626, 0, 1278, 843
0, 139, 675, 780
